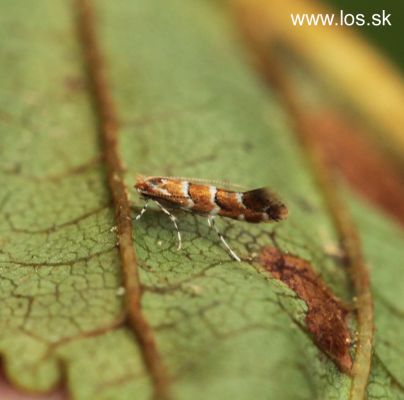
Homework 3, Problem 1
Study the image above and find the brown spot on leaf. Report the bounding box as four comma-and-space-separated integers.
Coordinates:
260, 247, 352, 373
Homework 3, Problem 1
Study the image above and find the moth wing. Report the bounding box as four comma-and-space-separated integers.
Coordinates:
243, 187, 288, 221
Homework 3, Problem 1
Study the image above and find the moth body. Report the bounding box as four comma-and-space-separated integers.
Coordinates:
134, 176, 288, 262
135, 177, 288, 222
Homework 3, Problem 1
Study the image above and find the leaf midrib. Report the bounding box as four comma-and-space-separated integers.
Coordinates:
75, 1, 171, 399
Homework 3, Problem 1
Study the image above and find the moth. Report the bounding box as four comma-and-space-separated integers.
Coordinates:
135, 176, 288, 261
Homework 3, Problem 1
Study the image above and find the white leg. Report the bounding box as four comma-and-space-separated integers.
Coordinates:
154, 201, 182, 251
207, 216, 241, 262
135, 201, 149, 220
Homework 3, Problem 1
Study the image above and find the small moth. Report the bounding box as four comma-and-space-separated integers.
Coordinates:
135, 176, 288, 262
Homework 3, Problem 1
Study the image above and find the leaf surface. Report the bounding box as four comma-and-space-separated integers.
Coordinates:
0, 0, 403, 399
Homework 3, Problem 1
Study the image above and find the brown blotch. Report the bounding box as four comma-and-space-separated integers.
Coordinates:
260, 247, 352, 373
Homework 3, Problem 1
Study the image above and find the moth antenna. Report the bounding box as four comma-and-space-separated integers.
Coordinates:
143, 175, 247, 191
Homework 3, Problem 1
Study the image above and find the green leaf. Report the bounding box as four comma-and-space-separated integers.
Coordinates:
0, 0, 403, 399
348, 196, 404, 399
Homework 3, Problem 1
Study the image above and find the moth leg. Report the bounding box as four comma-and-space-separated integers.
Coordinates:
207, 216, 241, 262
135, 200, 149, 221
154, 201, 182, 251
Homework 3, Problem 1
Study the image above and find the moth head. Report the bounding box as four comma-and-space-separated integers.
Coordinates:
134, 175, 149, 194
135, 175, 164, 194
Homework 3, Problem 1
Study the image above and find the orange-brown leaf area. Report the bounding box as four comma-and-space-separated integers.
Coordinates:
234, 0, 404, 228
305, 110, 404, 226
259, 247, 352, 373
